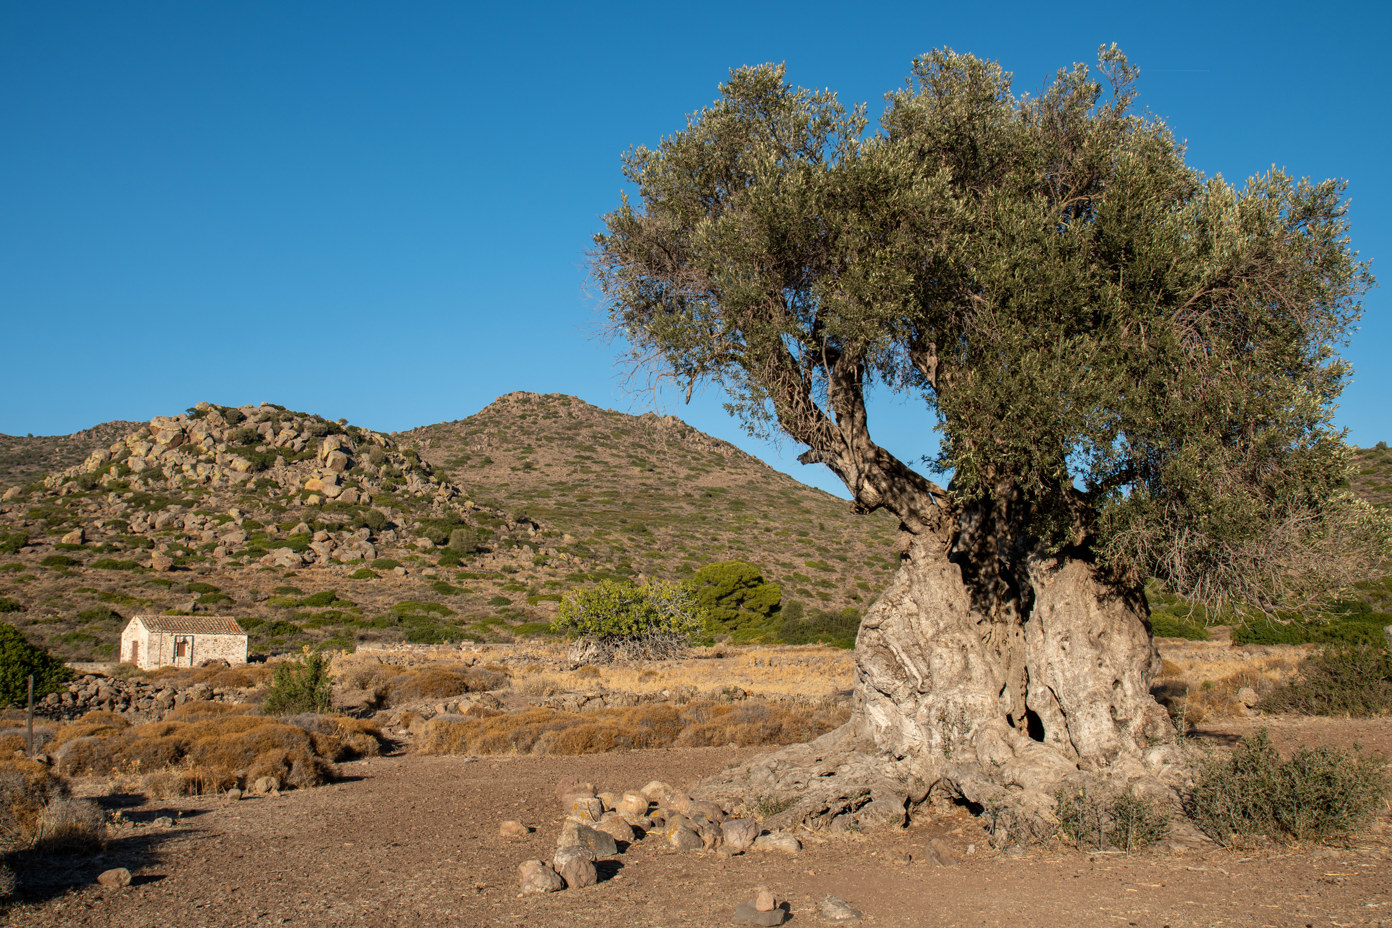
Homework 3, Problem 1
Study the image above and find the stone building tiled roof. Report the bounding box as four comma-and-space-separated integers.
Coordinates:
130, 615, 246, 636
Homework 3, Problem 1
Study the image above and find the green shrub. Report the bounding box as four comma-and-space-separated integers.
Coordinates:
1262, 643, 1392, 717
431, 580, 464, 596
689, 561, 781, 636
187, 582, 220, 595
0, 623, 73, 708
553, 579, 703, 661
0, 597, 22, 614
300, 591, 342, 608
350, 568, 379, 580
776, 602, 860, 649
263, 650, 334, 715
1233, 599, 1392, 647
512, 621, 557, 637
1149, 608, 1211, 640
359, 509, 389, 533
1185, 729, 1388, 844
1055, 783, 1170, 852
0, 532, 27, 555
40, 555, 80, 568
372, 558, 402, 570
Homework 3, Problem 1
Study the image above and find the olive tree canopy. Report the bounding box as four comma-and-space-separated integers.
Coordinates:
593, 47, 1386, 828
595, 46, 1381, 613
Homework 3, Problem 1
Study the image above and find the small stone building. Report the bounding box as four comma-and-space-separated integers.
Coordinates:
120, 615, 248, 670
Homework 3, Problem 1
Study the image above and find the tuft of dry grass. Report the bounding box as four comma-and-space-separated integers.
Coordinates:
416, 698, 848, 757
332, 652, 509, 708
46, 705, 386, 795
0, 758, 66, 852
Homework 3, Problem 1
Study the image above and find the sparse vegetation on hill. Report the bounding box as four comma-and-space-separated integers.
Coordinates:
0, 394, 902, 661
408, 392, 900, 616
0, 421, 143, 491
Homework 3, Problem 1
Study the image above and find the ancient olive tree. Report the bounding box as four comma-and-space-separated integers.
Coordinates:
592, 47, 1386, 828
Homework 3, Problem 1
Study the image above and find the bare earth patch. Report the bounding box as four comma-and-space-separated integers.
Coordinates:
6, 718, 1392, 928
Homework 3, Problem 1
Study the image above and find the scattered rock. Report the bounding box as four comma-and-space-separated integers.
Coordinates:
557, 820, 618, 858
640, 779, 671, 802
250, 776, 280, 796
566, 796, 605, 822
752, 832, 801, 854
594, 812, 635, 844
553, 845, 598, 889
225, 788, 243, 802
668, 824, 704, 851
499, 820, 532, 838
150, 551, 173, 572
60, 528, 84, 545
754, 886, 776, 911
820, 895, 862, 921
721, 818, 759, 854
517, 859, 564, 894
97, 868, 132, 889
616, 791, 650, 817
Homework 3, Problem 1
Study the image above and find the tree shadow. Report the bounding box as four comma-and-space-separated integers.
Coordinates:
5, 826, 180, 906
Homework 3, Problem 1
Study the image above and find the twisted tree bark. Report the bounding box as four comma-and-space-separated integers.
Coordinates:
699, 511, 1184, 834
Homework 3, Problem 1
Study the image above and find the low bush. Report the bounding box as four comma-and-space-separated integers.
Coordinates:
48, 704, 384, 795
264, 649, 334, 715
0, 597, 22, 613
350, 568, 380, 580
0, 531, 27, 555
553, 578, 704, 662
1185, 729, 1387, 844
0, 758, 67, 852
1262, 643, 1392, 717
1055, 783, 1170, 852
776, 602, 860, 649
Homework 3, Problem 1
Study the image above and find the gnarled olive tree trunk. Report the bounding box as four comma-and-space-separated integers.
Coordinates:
699, 502, 1183, 833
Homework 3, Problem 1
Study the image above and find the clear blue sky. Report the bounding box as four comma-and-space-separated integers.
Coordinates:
3, 1, 1388, 497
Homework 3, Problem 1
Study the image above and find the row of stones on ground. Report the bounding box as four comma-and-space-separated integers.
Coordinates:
512, 777, 889, 923
27, 672, 248, 722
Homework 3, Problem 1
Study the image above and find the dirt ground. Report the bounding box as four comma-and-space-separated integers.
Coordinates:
6, 717, 1392, 928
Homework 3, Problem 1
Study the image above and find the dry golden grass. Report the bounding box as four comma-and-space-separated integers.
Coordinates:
466, 641, 855, 704
46, 704, 385, 796
0, 758, 66, 851
416, 698, 849, 757
1153, 638, 1309, 726
332, 651, 510, 708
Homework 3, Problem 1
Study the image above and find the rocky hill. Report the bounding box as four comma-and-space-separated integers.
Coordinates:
0, 396, 901, 662
0, 402, 560, 660
406, 392, 900, 610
